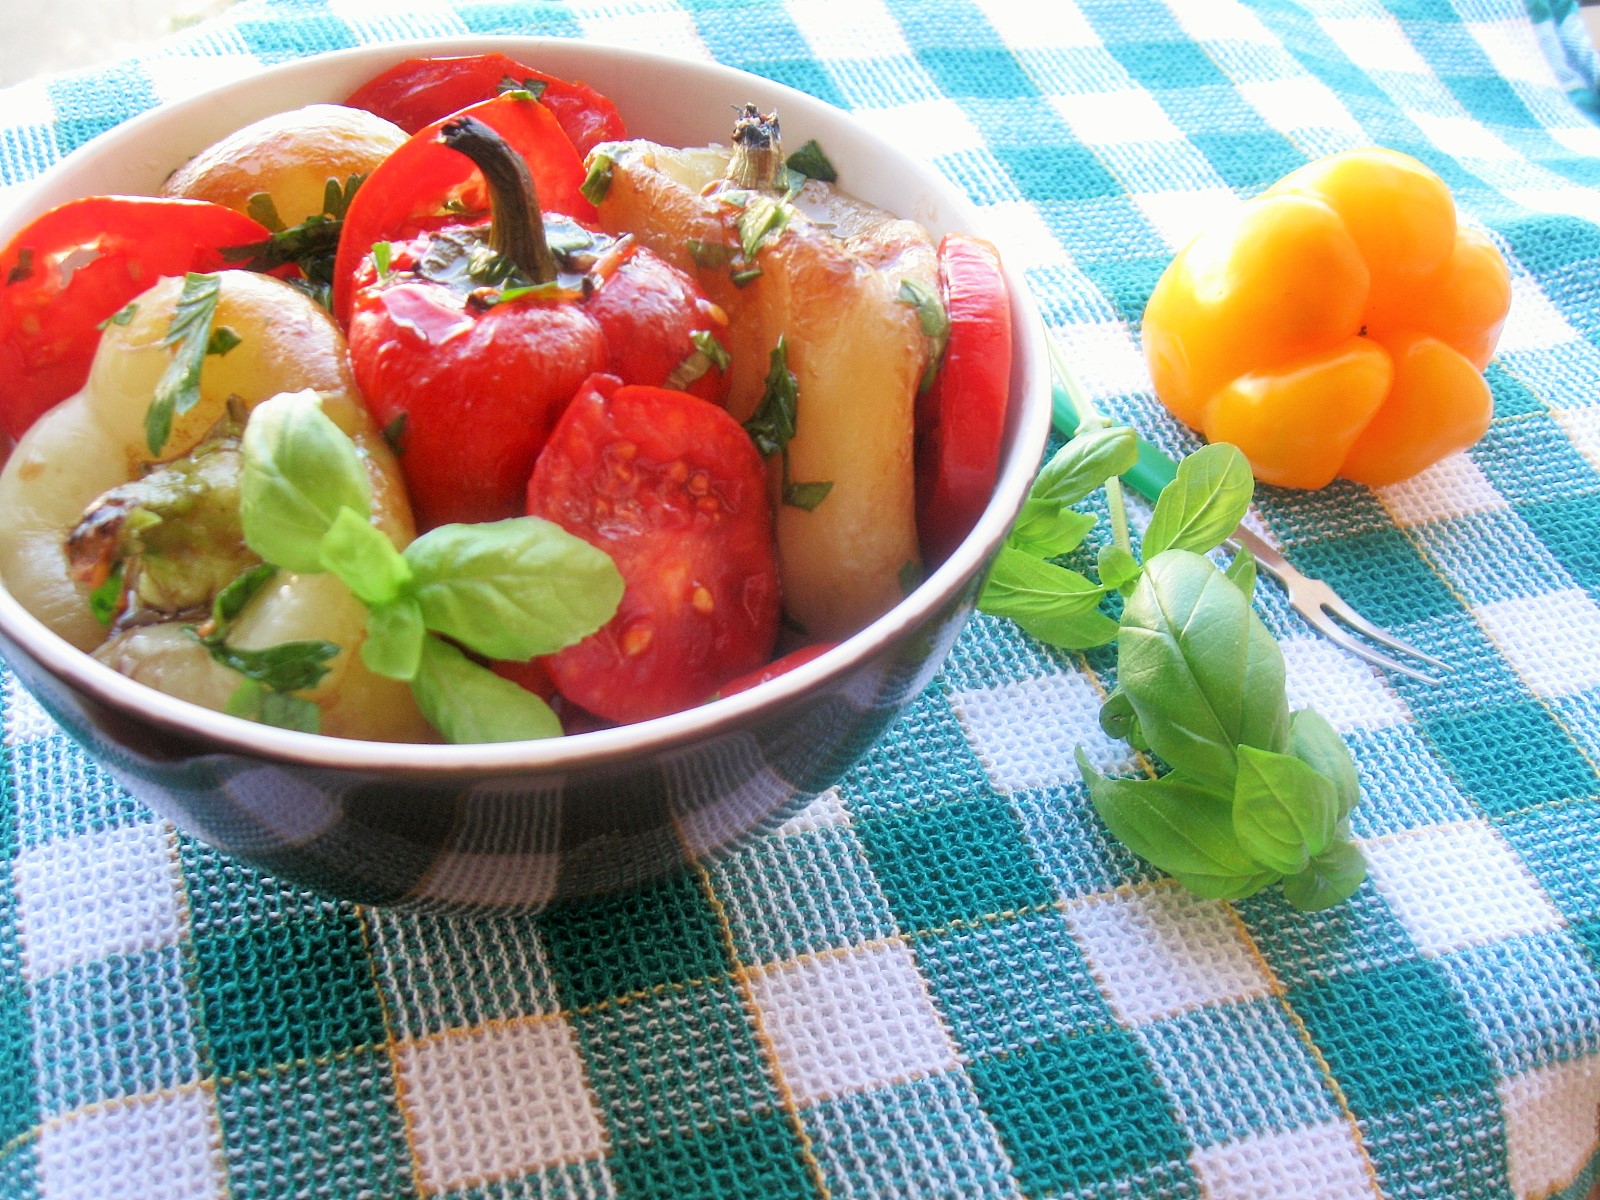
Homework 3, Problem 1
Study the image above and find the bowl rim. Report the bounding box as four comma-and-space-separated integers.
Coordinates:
0, 35, 1053, 776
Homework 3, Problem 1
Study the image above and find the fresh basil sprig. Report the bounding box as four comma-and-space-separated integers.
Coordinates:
979, 419, 1366, 911
237, 391, 623, 742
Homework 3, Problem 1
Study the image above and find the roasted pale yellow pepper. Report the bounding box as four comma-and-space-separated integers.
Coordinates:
1142, 148, 1512, 489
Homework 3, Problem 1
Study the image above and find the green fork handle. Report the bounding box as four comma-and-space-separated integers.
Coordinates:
1046, 354, 1177, 502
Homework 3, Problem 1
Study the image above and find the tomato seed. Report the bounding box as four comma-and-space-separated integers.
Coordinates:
622, 621, 654, 656
691, 586, 714, 614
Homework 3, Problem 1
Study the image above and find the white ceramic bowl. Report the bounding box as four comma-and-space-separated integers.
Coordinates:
0, 37, 1051, 909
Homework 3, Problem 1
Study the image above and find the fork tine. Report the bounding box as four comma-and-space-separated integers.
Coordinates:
1299, 604, 1444, 685
1315, 599, 1454, 673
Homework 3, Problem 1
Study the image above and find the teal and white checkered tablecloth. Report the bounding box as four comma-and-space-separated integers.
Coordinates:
4, 0, 1600, 1196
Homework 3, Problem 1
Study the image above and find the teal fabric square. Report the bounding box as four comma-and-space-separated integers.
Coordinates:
1421, 510, 1571, 606
604, 1107, 814, 1200
1519, 494, 1600, 597
856, 794, 1055, 932
837, 687, 993, 817
215, 1048, 413, 1200
1013, 786, 1137, 900
0, 123, 61, 189
1098, 139, 1227, 195
940, 613, 1081, 693
741, 60, 848, 109
1439, 930, 1600, 1074
455, 2, 583, 36
572, 976, 780, 1149
1423, 701, 1597, 816
44, 69, 160, 154
1190, 131, 1306, 191
1343, 726, 1479, 838
685, 1, 809, 68
1037, 196, 1167, 263
822, 56, 942, 109
191, 910, 388, 1076
1499, 802, 1600, 923
1287, 959, 1496, 1117
917, 48, 1038, 100
1136, 999, 1339, 1148
712, 825, 897, 965
1363, 1090, 1509, 1200
1473, 413, 1600, 506
1112, 41, 1233, 91
1485, 362, 1548, 419
1549, 692, 1600, 768
452, 1162, 612, 1200
233, 13, 357, 63
536, 870, 731, 1010
1287, 527, 1463, 628
0, 976, 36, 1151
1445, 73, 1542, 127
802, 1072, 1016, 1200
367, 911, 560, 1037
32, 947, 199, 1116
915, 908, 1112, 1060
967, 1026, 1191, 1196
934, 145, 1027, 207
1258, 479, 1396, 546
1079, 257, 1170, 325
1237, 883, 1418, 992
13, 737, 144, 852
997, 144, 1123, 202
178, 837, 348, 935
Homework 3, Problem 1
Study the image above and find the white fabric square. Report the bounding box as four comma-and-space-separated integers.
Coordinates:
1477, 589, 1600, 699
978, 199, 1067, 271
1364, 822, 1563, 956
1318, 17, 1431, 75
397, 1017, 605, 1191
1049, 90, 1181, 146
1500, 1054, 1600, 1200
852, 99, 982, 160
1410, 113, 1517, 162
1131, 187, 1244, 252
1497, 274, 1581, 353
143, 53, 269, 105
1553, 404, 1600, 476
1468, 18, 1563, 84
1505, 187, 1600, 226
1169, 0, 1277, 46
790, 0, 914, 61
414, 851, 559, 908
1192, 1119, 1379, 1200
955, 672, 1136, 792
972, 0, 1100, 48
39, 1088, 225, 1200
1547, 122, 1600, 158
4, 677, 57, 745
1067, 887, 1274, 1024
773, 787, 849, 837
576, 9, 712, 59
749, 940, 955, 1104
0, 77, 59, 128
1051, 321, 1152, 403
1281, 637, 1410, 733
1237, 77, 1362, 138
1380, 451, 1510, 526
16, 821, 185, 982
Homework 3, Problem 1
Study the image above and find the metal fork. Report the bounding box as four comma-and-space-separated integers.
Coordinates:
1044, 336, 1449, 685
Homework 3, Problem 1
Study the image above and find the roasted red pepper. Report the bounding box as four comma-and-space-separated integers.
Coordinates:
346, 115, 731, 529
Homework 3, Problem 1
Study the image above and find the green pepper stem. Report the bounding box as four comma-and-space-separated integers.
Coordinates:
727, 104, 784, 191
438, 115, 557, 284
1045, 329, 1135, 557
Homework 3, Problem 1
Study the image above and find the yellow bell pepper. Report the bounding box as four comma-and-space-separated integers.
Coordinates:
1142, 148, 1512, 489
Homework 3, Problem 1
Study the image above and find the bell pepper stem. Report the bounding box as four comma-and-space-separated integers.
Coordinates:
438, 115, 557, 284
727, 105, 785, 191
1046, 330, 1136, 558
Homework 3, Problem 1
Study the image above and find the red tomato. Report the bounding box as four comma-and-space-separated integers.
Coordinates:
0, 196, 274, 441
714, 643, 837, 698
331, 93, 595, 325
490, 655, 558, 700
915, 234, 1013, 564
345, 53, 626, 154
528, 375, 780, 723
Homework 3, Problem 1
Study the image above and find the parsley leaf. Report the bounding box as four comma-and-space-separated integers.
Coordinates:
145, 272, 223, 455
581, 151, 615, 206
785, 138, 838, 184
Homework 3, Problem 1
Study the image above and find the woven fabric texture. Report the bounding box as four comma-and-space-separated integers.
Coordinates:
3, 0, 1600, 1196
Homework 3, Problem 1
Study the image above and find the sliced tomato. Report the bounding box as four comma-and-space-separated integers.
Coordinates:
345, 53, 626, 154
331, 93, 595, 326
490, 655, 558, 700
0, 196, 275, 441
528, 375, 780, 723
915, 234, 1013, 565
713, 643, 836, 699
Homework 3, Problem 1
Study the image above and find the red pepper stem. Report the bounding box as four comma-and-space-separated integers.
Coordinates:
727, 105, 784, 191
438, 115, 557, 285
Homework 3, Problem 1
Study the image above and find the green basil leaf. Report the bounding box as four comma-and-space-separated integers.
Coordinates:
736, 194, 790, 261
207, 564, 278, 638
361, 597, 426, 681
1289, 708, 1362, 821
1006, 505, 1097, 559
411, 636, 563, 743
1142, 442, 1254, 558
318, 506, 412, 608
404, 517, 623, 661
246, 192, 285, 231
225, 678, 322, 733
1030, 426, 1140, 509
743, 337, 798, 459
239, 391, 372, 573
1119, 550, 1288, 786
785, 138, 838, 183
1076, 751, 1265, 881
97, 301, 139, 330
1097, 545, 1141, 592
1171, 868, 1280, 901
146, 272, 223, 455
688, 239, 735, 269
1233, 744, 1338, 875
1098, 689, 1147, 750
1281, 838, 1367, 911
1225, 545, 1257, 600
979, 546, 1116, 649
783, 479, 834, 511
201, 636, 340, 694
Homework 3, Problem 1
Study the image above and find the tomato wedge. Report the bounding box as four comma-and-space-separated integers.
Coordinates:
528, 375, 780, 724
0, 196, 275, 441
331, 92, 595, 326
915, 234, 1013, 564
345, 53, 626, 155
